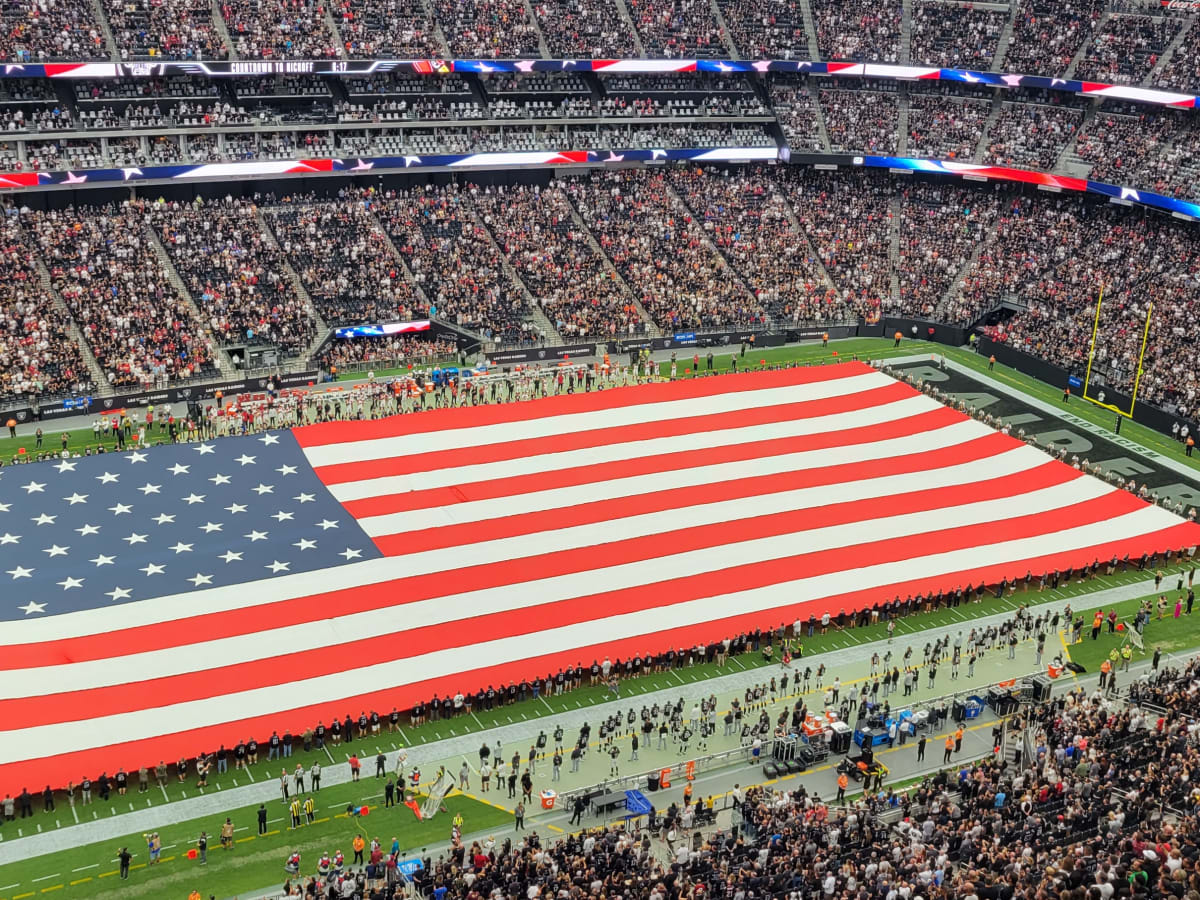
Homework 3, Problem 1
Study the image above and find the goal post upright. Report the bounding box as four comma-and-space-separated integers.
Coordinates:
1081, 282, 1152, 420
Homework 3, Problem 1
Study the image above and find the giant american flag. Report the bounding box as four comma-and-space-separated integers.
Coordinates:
1, 363, 1197, 788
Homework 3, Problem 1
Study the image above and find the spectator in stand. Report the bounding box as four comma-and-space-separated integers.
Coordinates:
26, 201, 218, 389
667, 167, 835, 324
566, 169, 761, 330
715, 0, 808, 59
1073, 14, 1180, 86
150, 197, 318, 356
471, 182, 649, 339
429, 0, 541, 58
374, 184, 536, 344
533, 0, 639, 57
819, 85, 901, 154
336, 0, 445, 57
318, 334, 456, 370
810, 0, 900, 62
909, 1, 1005, 68
266, 191, 423, 328
1153, 17, 1200, 93
0, 0, 109, 62
983, 96, 1084, 170
627, 0, 730, 58
219, 0, 340, 59
1002, 0, 1106, 78
907, 93, 990, 161
102, 0, 229, 61
0, 215, 93, 401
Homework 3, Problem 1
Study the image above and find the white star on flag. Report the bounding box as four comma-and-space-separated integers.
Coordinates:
168, 463, 190, 475
258, 434, 280, 445
138, 483, 162, 495
219, 550, 243, 563
339, 547, 363, 560
23, 481, 45, 494
18, 600, 45, 614
317, 519, 339, 530
91, 554, 115, 567
43, 544, 69, 557
235, 454, 256, 466
54, 460, 77, 473
0, 533, 18, 545
200, 522, 223, 533
32, 513, 56, 526
272, 511, 295, 522
64, 493, 88, 505
140, 563, 166, 576
183, 493, 206, 505
245, 530, 268, 542
97, 472, 119, 484
210, 474, 232, 485
188, 573, 214, 587
76, 524, 100, 536
168, 542, 194, 554
226, 503, 248, 514
293, 493, 316, 504
58, 576, 84, 590
195, 444, 215, 455
8, 565, 34, 579
265, 560, 291, 573
153, 513, 175, 525
124, 533, 148, 545
293, 538, 317, 550
106, 587, 131, 601
252, 484, 274, 495
126, 451, 148, 464
109, 503, 133, 515
276, 465, 298, 476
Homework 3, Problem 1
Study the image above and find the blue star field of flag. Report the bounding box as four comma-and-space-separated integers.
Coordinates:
0, 430, 382, 620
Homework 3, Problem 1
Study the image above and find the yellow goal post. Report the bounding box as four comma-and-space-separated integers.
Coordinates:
1081, 282, 1153, 420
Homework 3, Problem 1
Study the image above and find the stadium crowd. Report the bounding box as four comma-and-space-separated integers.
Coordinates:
471, 182, 649, 339
565, 169, 763, 330
0, 214, 93, 400
373, 184, 535, 344
150, 197, 319, 355
26, 202, 220, 389
265, 192, 423, 328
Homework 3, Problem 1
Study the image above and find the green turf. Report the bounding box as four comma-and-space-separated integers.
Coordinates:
1062, 582, 1200, 673
0, 783, 508, 900
6, 336, 1194, 474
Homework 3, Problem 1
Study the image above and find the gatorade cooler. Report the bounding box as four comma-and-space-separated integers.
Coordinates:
540, 790, 557, 810
659, 768, 672, 789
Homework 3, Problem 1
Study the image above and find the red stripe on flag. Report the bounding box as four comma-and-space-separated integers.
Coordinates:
2, 481, 1135, 727
315, 380, 914, 486
293, 364, 874, 448
3, 520, 1195, 790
